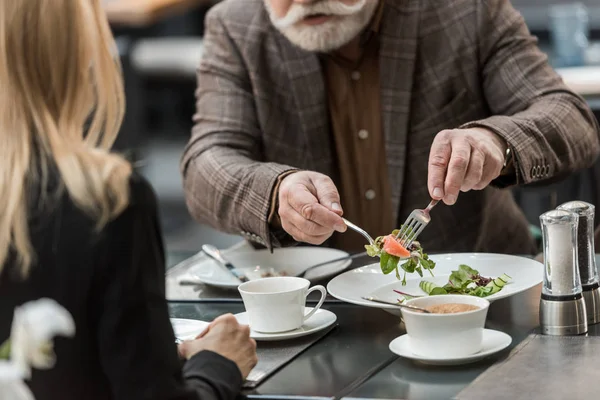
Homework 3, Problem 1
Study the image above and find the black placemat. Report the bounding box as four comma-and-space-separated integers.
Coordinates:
456, 334, 600, 400
244, 324, 338, 389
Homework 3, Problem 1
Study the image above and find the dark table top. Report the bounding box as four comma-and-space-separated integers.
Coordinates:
168, 286, 542, 400
169, 300, 402, 399
167, 252, 600, 400
340, 286, 542, 400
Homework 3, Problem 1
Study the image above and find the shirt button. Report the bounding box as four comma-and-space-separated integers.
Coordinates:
351, 71, 361, 81
365, 189, 376, 200
358, 129, 369, 140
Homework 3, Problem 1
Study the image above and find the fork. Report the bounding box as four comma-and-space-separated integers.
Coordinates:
342, 218, 375, 246
395, 199, 439, 248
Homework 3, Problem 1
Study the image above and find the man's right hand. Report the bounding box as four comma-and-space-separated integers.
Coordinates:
278, 171, 346, 245
178, 314, 257, 379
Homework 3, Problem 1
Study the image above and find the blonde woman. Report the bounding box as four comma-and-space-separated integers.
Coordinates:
0, 1, 256, 399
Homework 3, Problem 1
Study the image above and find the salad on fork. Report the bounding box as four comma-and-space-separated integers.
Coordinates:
365, 232, 435, 285
363, 199, 439, 285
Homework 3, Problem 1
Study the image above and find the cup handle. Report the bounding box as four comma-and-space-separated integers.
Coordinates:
303, 285, 327, 322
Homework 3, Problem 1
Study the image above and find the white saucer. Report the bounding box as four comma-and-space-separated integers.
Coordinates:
235, 308, 337, 341
170, 318, 209, 341
389, 329, 512, 366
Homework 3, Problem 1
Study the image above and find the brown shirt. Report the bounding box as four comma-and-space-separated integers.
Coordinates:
323, 2, 393, 252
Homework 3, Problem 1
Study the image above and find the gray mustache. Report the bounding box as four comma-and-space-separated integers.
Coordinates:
271, 0, 368, 29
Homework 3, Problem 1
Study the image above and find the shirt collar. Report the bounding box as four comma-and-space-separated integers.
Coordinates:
361, 0, 385, 46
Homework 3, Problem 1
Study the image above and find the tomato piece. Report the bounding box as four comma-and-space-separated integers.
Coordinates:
382, 235, 411, 258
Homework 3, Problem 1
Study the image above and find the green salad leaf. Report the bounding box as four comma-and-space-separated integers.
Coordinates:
416, 265, 511, 298
365, 227, 436, 286
380, 252, 400, 275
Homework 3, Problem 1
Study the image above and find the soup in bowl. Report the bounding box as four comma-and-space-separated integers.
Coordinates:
401, 294, 490, 358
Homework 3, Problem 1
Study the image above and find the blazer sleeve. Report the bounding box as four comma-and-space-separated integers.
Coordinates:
460, 0, 600, 187
180, 7, 296, 250
92, 176, 243, 400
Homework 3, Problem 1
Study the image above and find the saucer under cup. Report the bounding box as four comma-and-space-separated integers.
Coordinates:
238, 276, 327, 333
401, 294, 490, 358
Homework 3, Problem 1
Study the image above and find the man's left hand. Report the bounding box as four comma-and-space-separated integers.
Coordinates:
427, 127, 507, 205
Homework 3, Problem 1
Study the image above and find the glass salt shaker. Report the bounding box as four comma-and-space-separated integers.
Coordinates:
539, 209, 587, 335
558, 201, 600, 325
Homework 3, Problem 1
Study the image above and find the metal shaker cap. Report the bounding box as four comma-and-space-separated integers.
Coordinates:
558, 201, 595, 217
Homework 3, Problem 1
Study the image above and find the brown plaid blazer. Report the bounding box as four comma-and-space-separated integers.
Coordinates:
181, 0, 600, 255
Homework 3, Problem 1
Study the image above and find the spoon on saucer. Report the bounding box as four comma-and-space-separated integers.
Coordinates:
361, 296, 431, 313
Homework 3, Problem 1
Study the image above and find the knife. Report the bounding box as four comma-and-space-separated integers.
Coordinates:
201, 244, 249, 283
294, 251, 367, 278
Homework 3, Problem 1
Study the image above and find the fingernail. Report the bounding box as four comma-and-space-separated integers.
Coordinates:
433, 187, 443, 198
446, 194, 457, 204
334, 223, 346, 233
331, 202, 342, 212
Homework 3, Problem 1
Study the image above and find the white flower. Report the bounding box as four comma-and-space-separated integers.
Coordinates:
0, 361, 34, 400
10, 299, 75, 379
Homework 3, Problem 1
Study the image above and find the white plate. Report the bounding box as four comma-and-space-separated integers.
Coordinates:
327, 253, 543, 314
389, 329, 512, 366
188, 247, 351, 289
235, 308, 337, 341
170, 318, 209, 341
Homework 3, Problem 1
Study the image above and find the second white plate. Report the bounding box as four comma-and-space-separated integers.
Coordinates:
327, 253, 543, 314
189, 247, 351, 289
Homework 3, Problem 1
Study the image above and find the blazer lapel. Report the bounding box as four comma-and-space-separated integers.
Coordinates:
274, 34, 333, 175
379, 0, 421, 222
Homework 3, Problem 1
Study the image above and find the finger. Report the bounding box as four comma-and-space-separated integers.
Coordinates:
212, 313, 237, 324
287, 187, 345, 233
444, 140, 471, 205
240, 324, 251, 337
178, 341, 192, 360
428, 131, 452, 200
311, 175, 343, 215
281, 205, 335, 237
209, 314, 238, 333
474, 152, 504, 190
279, 201, 335, 243
195, 326, 210, 339
460, 148, 484, 192
281, 214, 332, 245
177, 344, 186, 359
281, 217, 333, 245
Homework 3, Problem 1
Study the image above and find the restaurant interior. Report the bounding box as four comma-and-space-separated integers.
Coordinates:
106, 2, 600, 398
109, 0, 600, 254
5, 0, 600, 399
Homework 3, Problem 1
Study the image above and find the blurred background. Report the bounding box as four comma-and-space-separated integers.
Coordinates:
104, 0, 600, 253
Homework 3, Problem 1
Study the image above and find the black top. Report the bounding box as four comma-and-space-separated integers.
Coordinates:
0, 174, 242, 399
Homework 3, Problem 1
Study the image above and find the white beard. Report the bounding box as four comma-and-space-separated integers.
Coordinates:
264, 0, 380, 53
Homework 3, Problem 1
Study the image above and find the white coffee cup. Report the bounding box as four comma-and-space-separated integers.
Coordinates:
238, 276, 327, 333
401, 294, 490, 358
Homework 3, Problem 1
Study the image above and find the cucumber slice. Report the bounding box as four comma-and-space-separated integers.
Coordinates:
419, 280, 447, 295
485, 273, 511, 295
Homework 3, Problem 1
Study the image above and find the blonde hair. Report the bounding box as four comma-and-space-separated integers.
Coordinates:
0, 0, 132, 276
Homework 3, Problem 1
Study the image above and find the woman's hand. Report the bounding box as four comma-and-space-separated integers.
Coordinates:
178, 314, 257, 379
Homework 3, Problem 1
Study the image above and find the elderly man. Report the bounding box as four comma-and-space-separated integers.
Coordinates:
181, 0, 600, 255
